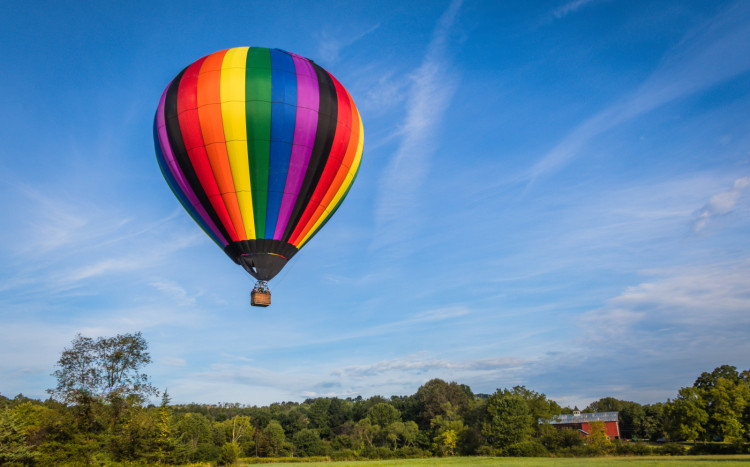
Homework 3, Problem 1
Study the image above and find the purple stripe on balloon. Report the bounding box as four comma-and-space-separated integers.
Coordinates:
273, 55, 320, 239
157, 84, 229, 246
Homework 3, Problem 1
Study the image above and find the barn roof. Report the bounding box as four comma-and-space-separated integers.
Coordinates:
540, 411, 619, 424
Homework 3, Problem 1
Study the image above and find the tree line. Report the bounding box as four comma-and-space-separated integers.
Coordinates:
1, 332, 749, 465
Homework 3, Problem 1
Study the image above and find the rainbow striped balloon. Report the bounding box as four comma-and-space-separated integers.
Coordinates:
154, 47, 363, 282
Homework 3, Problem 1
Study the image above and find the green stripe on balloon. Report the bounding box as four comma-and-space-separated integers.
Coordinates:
245, 47, 272, 238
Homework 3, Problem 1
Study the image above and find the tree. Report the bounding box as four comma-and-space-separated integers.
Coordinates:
666, 387, 708, 442
705, 377, 749, 442
354, 418, 377, 448
258, 420, 287, 457
415, 379, 473, 428
48, 332, 157, 404
586, 421, 613, 453
0, 408, 37, 465
176, 413, 213, 451
586, 397, 648, 440
367, 402, 401, 428
218, 441, 240, 465
437, 429, 458, 456
157, 390, 172, 459
508, 386, 561, 435
694, 365, 740, 390
292, 428, 323, 456
225, 415, 253, 445
482, 392, 532, 449
668, 365, 750, 442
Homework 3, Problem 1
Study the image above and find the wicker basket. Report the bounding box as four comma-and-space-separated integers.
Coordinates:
251, 290, 271, 307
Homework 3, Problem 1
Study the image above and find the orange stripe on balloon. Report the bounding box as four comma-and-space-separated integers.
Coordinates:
197, 50, 247, 240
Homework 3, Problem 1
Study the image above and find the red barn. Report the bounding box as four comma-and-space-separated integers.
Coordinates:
541, 409, 620, 439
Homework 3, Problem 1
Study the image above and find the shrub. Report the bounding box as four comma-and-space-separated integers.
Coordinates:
218, 442, 240, 465
612, 440, 653, 456
565, 443, 609, 457
654, 443, 685, 456
394, 446, 429, 458
688, 442, 747, 455
476, 445, 501, 456
330, 448, 358, 461
504, 440, 549, 457
360, 446, 393, 459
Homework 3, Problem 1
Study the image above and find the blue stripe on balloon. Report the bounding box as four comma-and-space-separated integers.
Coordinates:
265, 49, 298, 238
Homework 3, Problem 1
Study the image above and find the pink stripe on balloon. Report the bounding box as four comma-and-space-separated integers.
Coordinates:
273, 55, 320, 239
157, 83, 228, 246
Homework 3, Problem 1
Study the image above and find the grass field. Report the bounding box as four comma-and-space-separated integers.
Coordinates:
238, 455, 750, 466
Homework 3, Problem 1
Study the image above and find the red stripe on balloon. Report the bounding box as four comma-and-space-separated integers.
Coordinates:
177, 56, 239, 241
289, 72, 352, 245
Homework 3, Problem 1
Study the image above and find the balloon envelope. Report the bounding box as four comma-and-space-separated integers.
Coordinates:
154, 47, 363, 281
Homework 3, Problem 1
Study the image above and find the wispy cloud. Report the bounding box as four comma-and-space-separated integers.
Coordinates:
0, 180, 204, 298
150, 280, 197, 307
316, 23, 381, 64
162, 356, 187, 366
372, 0, 463, 253
335, 354, 524, 378
529, 2, 750, 182
692, 176, 750, 231
595, 260, 750, 328
551, 0, 600, 20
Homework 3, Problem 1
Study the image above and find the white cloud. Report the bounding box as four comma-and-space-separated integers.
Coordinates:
335, 354, 524, 378
316, 23, 381, 64
372, 0, 463, 254
692, 176, 750, 231
150, 280, 197, 306
162, 356, 187, 366
582, 260, 750, 338
551, 0, 600, 20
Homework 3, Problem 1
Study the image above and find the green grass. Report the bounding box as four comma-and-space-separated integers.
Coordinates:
239, 455, 750, 466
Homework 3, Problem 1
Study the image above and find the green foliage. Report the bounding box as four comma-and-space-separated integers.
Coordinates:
218, 441, 240, 465
11, 342, 750, 464
436, 429, 458, 456
705, 376, 749, 442
667, 386, 709, 441
482, 391, 533, 449
430, 402, 466, 455
306, 398, 332, 438
367, 402, 401, 428
586, 421, 613, 454
654, 442, 687, 456
258, 420, 288, 457
508, 386, 562, 430
504, 440, 549, 457
611, 439, 654, 456
0, 408, 37, 465
537, 424, 584, 452
415, 379, 473, 429
292, 428, 323, 456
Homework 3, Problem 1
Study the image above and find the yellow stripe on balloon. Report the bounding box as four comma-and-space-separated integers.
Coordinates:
298, 112, 364, 248
220, 47, 256, 239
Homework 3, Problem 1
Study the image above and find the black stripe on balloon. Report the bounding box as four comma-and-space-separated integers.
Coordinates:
163, 69, 233, 244
224, 240, 298, 261
281, 63, 339, 242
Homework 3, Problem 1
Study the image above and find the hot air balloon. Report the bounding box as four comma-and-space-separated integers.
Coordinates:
154, 47, 363, 306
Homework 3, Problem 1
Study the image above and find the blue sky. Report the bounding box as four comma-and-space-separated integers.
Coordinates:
1, 0, 749, 408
